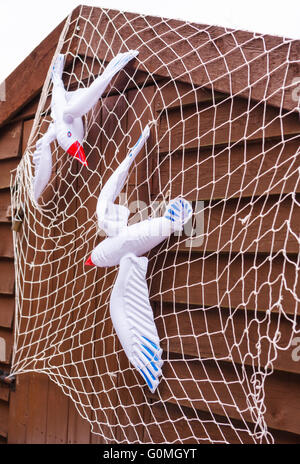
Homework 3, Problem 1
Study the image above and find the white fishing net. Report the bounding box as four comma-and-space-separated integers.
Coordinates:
10, 6, 300, 443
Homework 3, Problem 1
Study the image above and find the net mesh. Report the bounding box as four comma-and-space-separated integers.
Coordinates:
10, 6, 300, 444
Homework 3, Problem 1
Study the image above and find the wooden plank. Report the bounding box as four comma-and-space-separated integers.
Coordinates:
144, 400, 256, 443
149, 251, 298, 315
11, 151, 66, 444
0, 362, 10, 402
155, 303, 300, 374
157, 98, 300, 154
41, 151, 77, 444
144, 398, 300, 444
45, 377, 68, 444
7, 372, 30, 443
0, 224, 14, 258
6, 151, 58, 441
165, 195, 300, 254
20, 209, 62, 442
0, 400, 9, 438
147, 358, 300, 436
152, 138, 300, 201
22, 119, 34, 154
0, 190, 12, 223
0, 121, 22, 160
0, 385, 9, 403
77, 6, 300, 112
272, 429, 300, 445
0, 5, 298, 131
0, 159, 19, 190
23, 372, 49, 444
0, 260, 14, 295
13, 96, 40, 122
0, 296, 14, 329
9, 198, 69, 443
155, 81, 225, 112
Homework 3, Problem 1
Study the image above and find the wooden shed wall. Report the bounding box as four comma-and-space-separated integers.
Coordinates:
0, 5, 299, 444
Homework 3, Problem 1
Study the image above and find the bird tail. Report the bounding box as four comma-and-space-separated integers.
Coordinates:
164, 197, 193, 227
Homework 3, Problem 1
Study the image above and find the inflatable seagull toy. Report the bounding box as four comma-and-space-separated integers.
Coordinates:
32, 50, 139, 201
85, 124, 193, 392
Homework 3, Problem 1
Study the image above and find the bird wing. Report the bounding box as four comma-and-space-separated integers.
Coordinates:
33, 123, 57, 202
96, 125, 150, 237
63, 50, 139, 119
110, 253, 163, 393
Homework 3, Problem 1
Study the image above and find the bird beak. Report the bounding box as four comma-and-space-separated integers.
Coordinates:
67, 141, 88, 166
85, 256, 95, 267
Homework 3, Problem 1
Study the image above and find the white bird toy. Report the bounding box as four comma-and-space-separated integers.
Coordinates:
33, 50, 139, 201
85, 125, 193, 392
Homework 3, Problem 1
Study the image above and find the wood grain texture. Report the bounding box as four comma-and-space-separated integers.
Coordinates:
45, 378, 69, 444
159, 195, 299, 255
0, 190, 12, 223
0, 399, 9, 438
0, 362, 10, 402
7, 373, 30, 443
155, 303, 299, 374
147, 358, 300, 436
155, 81, 225, 111
0, 121, 22, 160
144, 399, 300, 444
25, 372, 49, 443
0, 295, 15, 329
22, 119, 34, 154
77, 6, 300, 112
158, 98, 300, 154
0, 159, 19, 190
0, 260, 14, 295
152, 138, 300, 201
0, 224, 14, 258
0, 5, 298, 132
149, 251, 298, 315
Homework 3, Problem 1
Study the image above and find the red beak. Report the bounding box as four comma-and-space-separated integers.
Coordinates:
85, 256, 95, 267
67, 141, 88, 166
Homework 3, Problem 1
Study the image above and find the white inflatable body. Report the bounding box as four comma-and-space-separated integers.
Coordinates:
86, 125, 193, 392
33, 50, 139, 201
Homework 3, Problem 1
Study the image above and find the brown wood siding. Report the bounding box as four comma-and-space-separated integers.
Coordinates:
0, 5, 298, 445
0, 117, 22, 442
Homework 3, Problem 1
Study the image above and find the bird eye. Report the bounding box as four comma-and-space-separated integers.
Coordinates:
67, 131, 72, 137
